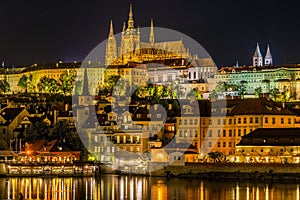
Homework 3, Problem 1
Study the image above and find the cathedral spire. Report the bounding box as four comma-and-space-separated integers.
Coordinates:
149, 18, 155, 47
109, 20, 114, 37
264, 44, 273, 66
127, 4, 134, 30
253, 43, 263, 66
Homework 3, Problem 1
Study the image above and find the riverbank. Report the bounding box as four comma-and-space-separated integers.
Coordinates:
144, 163, 300, 182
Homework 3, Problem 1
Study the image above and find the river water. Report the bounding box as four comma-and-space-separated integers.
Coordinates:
0, 175, 299, 199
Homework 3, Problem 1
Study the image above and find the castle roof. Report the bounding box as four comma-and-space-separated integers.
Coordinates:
253, 43, 262, 58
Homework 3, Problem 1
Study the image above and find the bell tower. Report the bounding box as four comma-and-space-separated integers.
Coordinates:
264, 44, 273, 66
253, 43, 263, 66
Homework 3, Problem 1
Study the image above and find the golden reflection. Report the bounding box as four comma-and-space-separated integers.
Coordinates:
246, 186, 250, 200
297, 184, 299, 200
236, 184, 240, 200
266, 185, 269, 200
200, 181, 204, 200
3, 176, 300, 200
152, 180, 167, 200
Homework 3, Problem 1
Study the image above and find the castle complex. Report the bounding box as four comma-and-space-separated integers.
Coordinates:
0, 4, 217, 95
105, 4, 190, 66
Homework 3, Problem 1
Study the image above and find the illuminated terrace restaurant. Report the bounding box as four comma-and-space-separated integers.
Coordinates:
0, 140, 95, 176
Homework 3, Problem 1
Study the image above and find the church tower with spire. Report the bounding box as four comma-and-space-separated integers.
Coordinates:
264, 44, 273, 66
149, 18, 155, 47
77, 68, 93, 128
119, 4, 140, 64
253, 43, 263, 66
78, 68, 92, 106
105, 21, 117, 65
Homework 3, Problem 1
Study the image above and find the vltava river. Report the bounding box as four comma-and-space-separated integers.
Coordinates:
0, 175, 299, 199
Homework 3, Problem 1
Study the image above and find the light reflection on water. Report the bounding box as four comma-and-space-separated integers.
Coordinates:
0, 175, 300, 200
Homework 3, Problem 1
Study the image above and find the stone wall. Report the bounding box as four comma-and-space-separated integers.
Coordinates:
150, 163, 300, 179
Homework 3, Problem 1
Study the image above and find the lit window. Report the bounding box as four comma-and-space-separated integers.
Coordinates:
265, 117, 268, 123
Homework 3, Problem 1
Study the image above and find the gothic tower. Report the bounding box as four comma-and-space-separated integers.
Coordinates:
264, 44, 273, 66
77, 68, 92, 128
78, 68, 91, 106
105, 20, 117, 65
119, 4, 140, 64
253, 43, 263, 66
149, 18, 155, 47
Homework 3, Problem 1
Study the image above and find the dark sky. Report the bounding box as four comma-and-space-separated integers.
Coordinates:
0, 0, 299, 67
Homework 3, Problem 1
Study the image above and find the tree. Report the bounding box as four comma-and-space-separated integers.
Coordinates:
237, 83, 247, 99
17, 74, 34, 93
254, 87, 262, 97
18, 75, 28, 91
214, 81, 228, 92
37, 76, 60, 93
187, 88, 202, 100
49, 121, 74, 144
106, 75, 121, 91
209, 89, 218, 100
281, 86, 290, 102
0, 79, 10, 94
205, 151, 226, 163
25, 121, 50, 141
270, 88, 280, 101
59, 70, 76, 95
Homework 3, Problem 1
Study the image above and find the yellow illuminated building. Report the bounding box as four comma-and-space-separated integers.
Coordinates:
176, 98, 298, 157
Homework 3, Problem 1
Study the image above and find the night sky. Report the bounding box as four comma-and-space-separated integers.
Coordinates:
0, 0, 299, 68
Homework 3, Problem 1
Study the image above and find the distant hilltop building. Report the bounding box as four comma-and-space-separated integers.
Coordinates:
105, 4, 190, 66
0, 4, 218, 95
207, 43, 300, 100
105, 4, 217, 86
253, 43, 273, 67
